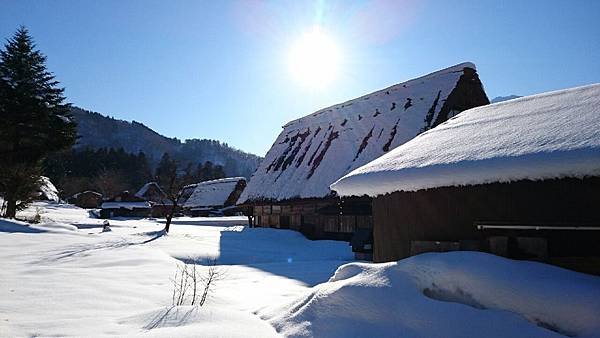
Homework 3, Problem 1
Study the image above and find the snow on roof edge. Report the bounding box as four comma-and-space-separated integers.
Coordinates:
331, 147, 600, 197
193, 177, 246, 187
283, 62, 476, 128
101, 201, 151, 210
135, 182, 162, 198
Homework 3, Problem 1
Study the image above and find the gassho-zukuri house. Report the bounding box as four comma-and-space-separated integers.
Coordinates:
238, 62, 489, 241
182, 177, 246, 216
331, 83, 600, 272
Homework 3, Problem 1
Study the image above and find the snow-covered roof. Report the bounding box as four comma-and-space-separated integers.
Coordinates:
100, 201, 151, 210
134, 182, 165, 202
135, 182, 155, 198
184, 177, 246, 208
71, 190, 102, 199
331, 83, 600, 197
240, 62, 488, 202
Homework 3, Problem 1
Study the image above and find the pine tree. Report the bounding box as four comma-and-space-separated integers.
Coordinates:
155, 153, 177, 187
0, 26, 77, 217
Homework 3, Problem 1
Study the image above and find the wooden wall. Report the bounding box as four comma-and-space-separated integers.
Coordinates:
372, 177, 600, 263
252, 197, 372, 241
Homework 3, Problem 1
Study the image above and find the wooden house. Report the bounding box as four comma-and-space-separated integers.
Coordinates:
182, 177, 246, 216
331, 84, 600, 272
135, 182, 170, 217
68, 190, 103, 209
239, 63, 489, 243
135, 182, 166, 203
100, 190, 151, 218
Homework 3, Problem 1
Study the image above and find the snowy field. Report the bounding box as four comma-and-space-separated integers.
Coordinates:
1, 203, 599, 337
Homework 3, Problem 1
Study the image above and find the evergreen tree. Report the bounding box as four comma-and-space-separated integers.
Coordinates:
155, 153, 177, 187
0, 27, 76, 217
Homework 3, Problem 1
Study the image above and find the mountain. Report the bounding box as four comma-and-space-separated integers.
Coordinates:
69, 107, 261, 178
491, 95, 521, 103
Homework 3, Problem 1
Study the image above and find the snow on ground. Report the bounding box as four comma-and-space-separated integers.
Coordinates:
262, 252, 600, 338
332, 83, 600, 197
1, 202, 351, 337
1, 203, 599, 337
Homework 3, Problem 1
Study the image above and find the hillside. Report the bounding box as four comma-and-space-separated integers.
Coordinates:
69, 107, 261, 178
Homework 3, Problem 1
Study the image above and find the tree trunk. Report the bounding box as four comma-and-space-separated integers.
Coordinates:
5, 198, 17, 219
165, 214, 172, 233
164, 203, 177, 233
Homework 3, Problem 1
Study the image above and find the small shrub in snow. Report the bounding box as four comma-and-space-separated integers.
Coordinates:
171, 259, 223, 307
31, 207, 42, 224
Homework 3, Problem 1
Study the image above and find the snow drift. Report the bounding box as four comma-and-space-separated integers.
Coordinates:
331, 83, 600, 197
262, 252, 600, 338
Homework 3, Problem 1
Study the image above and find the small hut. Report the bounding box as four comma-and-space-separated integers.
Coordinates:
135, 182, 170, 217
100, 191, 151, 218
331, 84, 600, 271
135, 182, 166, 203
239, 62, 489, 241
68, 191, 103, 208
183, 177, 246, 216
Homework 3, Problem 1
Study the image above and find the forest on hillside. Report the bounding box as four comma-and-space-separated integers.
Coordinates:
70, 107, 262, 178
44, 148, 227, 198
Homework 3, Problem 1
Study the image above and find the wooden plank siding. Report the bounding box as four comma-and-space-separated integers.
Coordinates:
251, 197, 372, 241
372, 177, 600, 263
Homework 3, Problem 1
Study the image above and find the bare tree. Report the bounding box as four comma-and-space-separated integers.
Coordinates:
154, 152, 197, 233
157, 169, 188, 233
198, 260, 221, 306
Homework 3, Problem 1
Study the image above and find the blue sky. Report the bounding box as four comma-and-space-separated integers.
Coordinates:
1, 0, 599, 156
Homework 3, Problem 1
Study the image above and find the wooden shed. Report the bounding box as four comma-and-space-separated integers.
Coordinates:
239, 62, 489, 247
68, 190, 103, 209
331, 84, 600, 272
135, 182, 171, 217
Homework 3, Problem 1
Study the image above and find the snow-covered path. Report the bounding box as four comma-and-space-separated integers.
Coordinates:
0, 203, 352, 337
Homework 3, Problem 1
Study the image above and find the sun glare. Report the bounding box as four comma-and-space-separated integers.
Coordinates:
288, 26, 341, 89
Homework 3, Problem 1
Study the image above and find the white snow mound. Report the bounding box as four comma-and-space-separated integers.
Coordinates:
262, 252, 600, 338
331, 83, 600, 197
37, 176, 60, 202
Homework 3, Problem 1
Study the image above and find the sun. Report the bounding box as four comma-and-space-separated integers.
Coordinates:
288, 26, 342, 89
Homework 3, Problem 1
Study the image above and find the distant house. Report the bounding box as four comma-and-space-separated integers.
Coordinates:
183, 177, 246, 216
135, 182, 170, 217
68, 191, 103, 209
239, 63, 489, 244
135, 182, 166, 203
100, 191, 151, 218
331, 84, 600, 270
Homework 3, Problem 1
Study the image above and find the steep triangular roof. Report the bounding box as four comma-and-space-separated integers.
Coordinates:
184, 177, 246, 208
240, 62, 488, 202
135, 182, 166, 203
